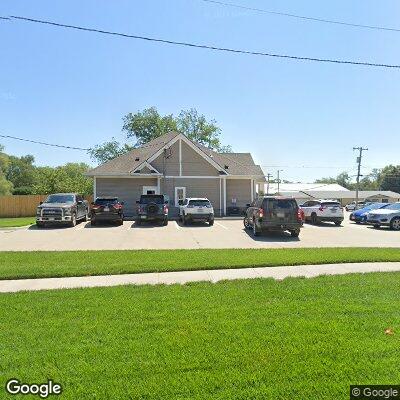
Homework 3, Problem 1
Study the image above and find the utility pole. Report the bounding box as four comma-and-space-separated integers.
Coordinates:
353, 146, 368, 208
266, 173, 273, 195
277, 170, 283, 194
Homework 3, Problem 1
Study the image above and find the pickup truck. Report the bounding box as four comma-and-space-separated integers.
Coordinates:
36, 193, 89, 228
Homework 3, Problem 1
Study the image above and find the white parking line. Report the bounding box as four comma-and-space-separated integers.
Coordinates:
75, 222, 86, 230
215, 221, 228, 230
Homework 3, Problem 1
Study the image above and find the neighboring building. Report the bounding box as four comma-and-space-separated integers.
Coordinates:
86, 132, 265, 217
266, 183, 349, 193
265, 182, 400, 205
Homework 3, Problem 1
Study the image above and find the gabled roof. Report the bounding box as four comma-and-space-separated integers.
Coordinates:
86, 132, 179, 176
87, 132, 265, 178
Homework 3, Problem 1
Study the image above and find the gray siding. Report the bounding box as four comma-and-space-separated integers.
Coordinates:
96, 177, 157, 216
226, 179, 251, 208
151, 141, 180, 176
181, 142, 219, 176
161, 177, 222, 216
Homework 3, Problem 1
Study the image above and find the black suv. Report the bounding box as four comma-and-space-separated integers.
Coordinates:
90, 197, 124, 225
136, 194, 169, 226
244, 196, 303, 237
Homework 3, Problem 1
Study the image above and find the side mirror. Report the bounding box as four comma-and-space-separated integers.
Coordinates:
246, 203, 251, 207
39, 201, 43, 205
121, 201, 124, 205
136, 200, 140, 204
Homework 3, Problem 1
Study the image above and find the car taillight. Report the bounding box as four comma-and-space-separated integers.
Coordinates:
258, 208, 264, 218
163, 205, 168, 213
297, 208, 305, 222
114, 204, 122, 210
319, 206, 324, 212
91, 205, 101, 210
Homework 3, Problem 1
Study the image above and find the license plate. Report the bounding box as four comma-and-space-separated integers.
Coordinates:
197, 208, 204, 213
330, 208, 337, 212
277, 212, 285, 218
104, 207, 109, 212
48, 217, 54, 221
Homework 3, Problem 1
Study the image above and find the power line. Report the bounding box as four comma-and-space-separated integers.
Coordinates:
4, 15, 400, 69
199, 0, 400, 33
0, 134, 90, 151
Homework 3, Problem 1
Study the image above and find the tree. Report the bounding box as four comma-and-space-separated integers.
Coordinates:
5, 154, 37, 194
121, 106, 231, 152
88, 139, 133, 164
176, 109, 232, 152
379, 165, 400, 193
122, 107, 177, 146
33, 163, 93, 195
0, 145, 13, 195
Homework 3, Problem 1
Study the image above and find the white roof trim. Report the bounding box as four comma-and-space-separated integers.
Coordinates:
146, 133, 228, 175
131, 161, 161, 175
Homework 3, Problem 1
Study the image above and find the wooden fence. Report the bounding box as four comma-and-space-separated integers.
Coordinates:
0, 195, 93, 218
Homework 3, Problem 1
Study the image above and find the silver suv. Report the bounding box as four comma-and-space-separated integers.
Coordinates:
366, 202, 400, 230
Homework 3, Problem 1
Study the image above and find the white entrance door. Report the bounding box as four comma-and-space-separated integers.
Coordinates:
143, 186, 158, 195
175, 187, 186, 206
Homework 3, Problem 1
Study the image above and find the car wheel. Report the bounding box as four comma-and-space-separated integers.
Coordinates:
243, 217, 251, 230
390, 217, 400, 231
334, 221, 342, 226
253, 220, 260, 236
163, 218, 168, 226
69, 213, 77, 227
373, 224, 380, 229
311, 213, 318, 225
209, 219, 214, 226
91, 219, 96, 226
290, 229, 300, 237
36, 222, 45, 228
182, 214, 187, 226
136, 218, 142, 226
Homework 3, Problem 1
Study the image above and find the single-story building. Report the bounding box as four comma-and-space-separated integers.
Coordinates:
86, 132, 266, 217
277, 190, 400, 206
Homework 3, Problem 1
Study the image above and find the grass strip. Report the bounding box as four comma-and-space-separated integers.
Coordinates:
0, 247, 399, 280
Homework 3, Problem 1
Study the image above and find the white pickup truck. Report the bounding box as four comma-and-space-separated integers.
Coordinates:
179, 198, 214, 226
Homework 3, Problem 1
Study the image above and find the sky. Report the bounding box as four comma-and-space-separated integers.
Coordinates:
1, 0, 399, 182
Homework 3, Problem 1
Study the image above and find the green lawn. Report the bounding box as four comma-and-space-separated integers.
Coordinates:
0, 217, 35, 228
1, 273, 399, 399
0, 248, 400, 280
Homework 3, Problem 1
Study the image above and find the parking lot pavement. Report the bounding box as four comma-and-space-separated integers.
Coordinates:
0, 212, 399, 251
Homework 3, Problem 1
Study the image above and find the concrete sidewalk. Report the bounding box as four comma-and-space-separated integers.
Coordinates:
1, 262, 400, 293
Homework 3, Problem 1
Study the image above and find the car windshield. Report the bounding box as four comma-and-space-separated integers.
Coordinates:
188, 200, 210, 207
45, 194, 75, 203
385, 203, 400, 211
95, 198, 118, 205
140, 195, 164, 204
264, 199, 297, 210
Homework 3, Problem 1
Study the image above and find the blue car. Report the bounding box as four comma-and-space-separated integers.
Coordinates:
349, 203, 389, 223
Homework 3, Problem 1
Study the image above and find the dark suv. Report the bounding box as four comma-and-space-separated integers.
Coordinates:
90, 197, 124, 225
136, 194, 169, 226
244, 196, 303, 237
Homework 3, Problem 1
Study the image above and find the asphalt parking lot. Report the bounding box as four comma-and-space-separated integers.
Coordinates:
0, 212, 398, 251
